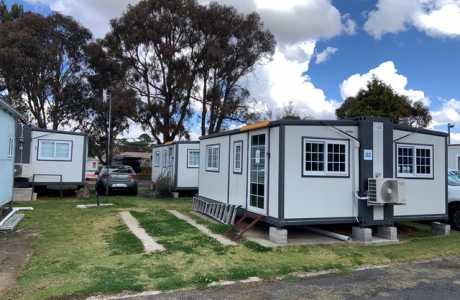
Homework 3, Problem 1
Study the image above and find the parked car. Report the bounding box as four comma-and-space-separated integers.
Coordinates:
96, 166, 138, 196
448, 169, 460, 229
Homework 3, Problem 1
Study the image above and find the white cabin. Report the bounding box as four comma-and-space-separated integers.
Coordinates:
151, 141, 200, 192
0, 100, 21, 208
197, 119, 448, 227
448, 144, 460, 171
15, 124, 88, 191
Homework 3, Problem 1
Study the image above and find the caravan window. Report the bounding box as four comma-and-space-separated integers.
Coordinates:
397, 144, 433, 178
8, 137, 14, 158
187, 149, 200, 168
206, 144, 220, 172
154, 151, 160, 167
162, 150, 168, 167
37, 140, 72, 161
302, 138, 348, 177
233, 141, 243, 174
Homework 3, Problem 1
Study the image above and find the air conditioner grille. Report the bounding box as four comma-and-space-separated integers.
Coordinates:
368, 179, 377, 203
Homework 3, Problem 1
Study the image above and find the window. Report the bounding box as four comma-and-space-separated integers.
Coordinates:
8, 137, 14, 159
37, 140, 72, 161
302, 138, 348, 177
233, 141, 243, 174
154, 151, 160, 167
397, 144, 433, 178
206, 144, 220, 172
187, 149, 200, 168
162, 150, 168, 167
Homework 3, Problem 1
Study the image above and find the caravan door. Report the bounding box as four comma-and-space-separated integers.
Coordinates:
248, 133, 266, 215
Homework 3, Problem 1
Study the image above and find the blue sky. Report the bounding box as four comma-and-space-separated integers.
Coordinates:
5, 0, 460, 140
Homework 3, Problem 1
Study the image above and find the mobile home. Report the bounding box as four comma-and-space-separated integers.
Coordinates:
448, 144, 460, 170
152, 141, 200, 193
15, 124, 88, 191
197, 118, 448, 228
0, 100, 21, 209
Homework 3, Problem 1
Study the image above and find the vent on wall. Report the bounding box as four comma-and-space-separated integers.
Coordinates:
368, 178, 406, 206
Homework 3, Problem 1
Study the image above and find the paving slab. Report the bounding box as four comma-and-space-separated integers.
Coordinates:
119, 211, 165, 253
167, 210, 237, 246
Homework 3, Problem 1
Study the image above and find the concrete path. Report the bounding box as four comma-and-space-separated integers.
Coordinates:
103, 257, 460, 300
119, 212, 165, 253
167, 210, 237, 246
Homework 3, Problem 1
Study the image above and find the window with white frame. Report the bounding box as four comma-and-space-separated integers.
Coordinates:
397, 144, 433, 178
8, 137, 14, 158
187, 149, 200, 168
154, 151, 160, 167
233, 141, 243, 173
206, 144, 220, 171
37, 140, 72, 161
302, 138, 348, 176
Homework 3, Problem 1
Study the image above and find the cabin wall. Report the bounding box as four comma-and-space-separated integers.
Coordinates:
228, 133, 249, 207
151, 144, 176, 185
393, 130, 447, 217
268, 127, 279, 218
29, 131, 86, 184
0, 111, 15, 207
199, 136, 229, 203
176, 143, 199, 189
283, 125, 359, 220
448, 145, 460, 170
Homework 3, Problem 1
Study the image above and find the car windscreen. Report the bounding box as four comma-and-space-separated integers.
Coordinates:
109, 168, 132, 174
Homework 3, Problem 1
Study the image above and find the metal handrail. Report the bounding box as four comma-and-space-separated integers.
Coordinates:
31, 174, 63, 200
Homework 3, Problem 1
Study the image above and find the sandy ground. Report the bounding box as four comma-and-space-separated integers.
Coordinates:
110, 257, 460, 300
0, 231, 34, 297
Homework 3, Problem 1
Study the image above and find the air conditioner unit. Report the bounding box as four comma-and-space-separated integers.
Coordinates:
367, 178, 406, 206
14, 163, 32, 179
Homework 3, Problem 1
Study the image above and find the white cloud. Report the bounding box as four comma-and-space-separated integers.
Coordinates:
340, 61, 429, 106
243, 42, 338, 120
365, 0, 460, 38
431, 99, 460, 128
315, 47, 338, 64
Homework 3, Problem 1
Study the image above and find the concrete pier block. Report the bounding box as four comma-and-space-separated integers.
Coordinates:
432, 222, 450, 236
375, 226, 398, 241
352, 227, 372, 242
269, 227, 288, 244
172, 192, 179, 199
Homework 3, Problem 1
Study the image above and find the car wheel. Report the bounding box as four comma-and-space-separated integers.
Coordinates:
130, 188, 138, 196
451, 208, 460, 230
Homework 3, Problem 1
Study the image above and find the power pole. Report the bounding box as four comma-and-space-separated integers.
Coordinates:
448, 123, 455, 145
103, 89, 112, 199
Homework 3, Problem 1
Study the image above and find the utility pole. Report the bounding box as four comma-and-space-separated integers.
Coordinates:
103, 89, 112, 199
448, 123, 455, 145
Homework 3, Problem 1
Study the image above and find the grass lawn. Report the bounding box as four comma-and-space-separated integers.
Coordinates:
5, 196, 460, 300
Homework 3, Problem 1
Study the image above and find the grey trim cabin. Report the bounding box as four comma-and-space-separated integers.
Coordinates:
15, 124, 88, 190
197, 118, 448, 227
151, 141, 200, 192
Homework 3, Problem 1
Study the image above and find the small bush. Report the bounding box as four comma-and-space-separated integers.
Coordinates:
156, 176, 173, 197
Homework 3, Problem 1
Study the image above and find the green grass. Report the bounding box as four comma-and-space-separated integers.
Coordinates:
6, 196, 460, 300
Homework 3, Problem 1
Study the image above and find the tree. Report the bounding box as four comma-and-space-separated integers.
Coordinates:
336, 78, 432, 128
76, 41, 138, 164
0, 12, 92, 129
280, 102, 303, 120
194, 3, 275, 135
105, 0, 275, 143
0, 0, 24, 23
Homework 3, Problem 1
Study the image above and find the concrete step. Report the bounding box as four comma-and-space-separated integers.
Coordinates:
14, 188, 37, 202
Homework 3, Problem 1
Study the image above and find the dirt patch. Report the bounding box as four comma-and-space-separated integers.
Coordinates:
0, 231, 34, 297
